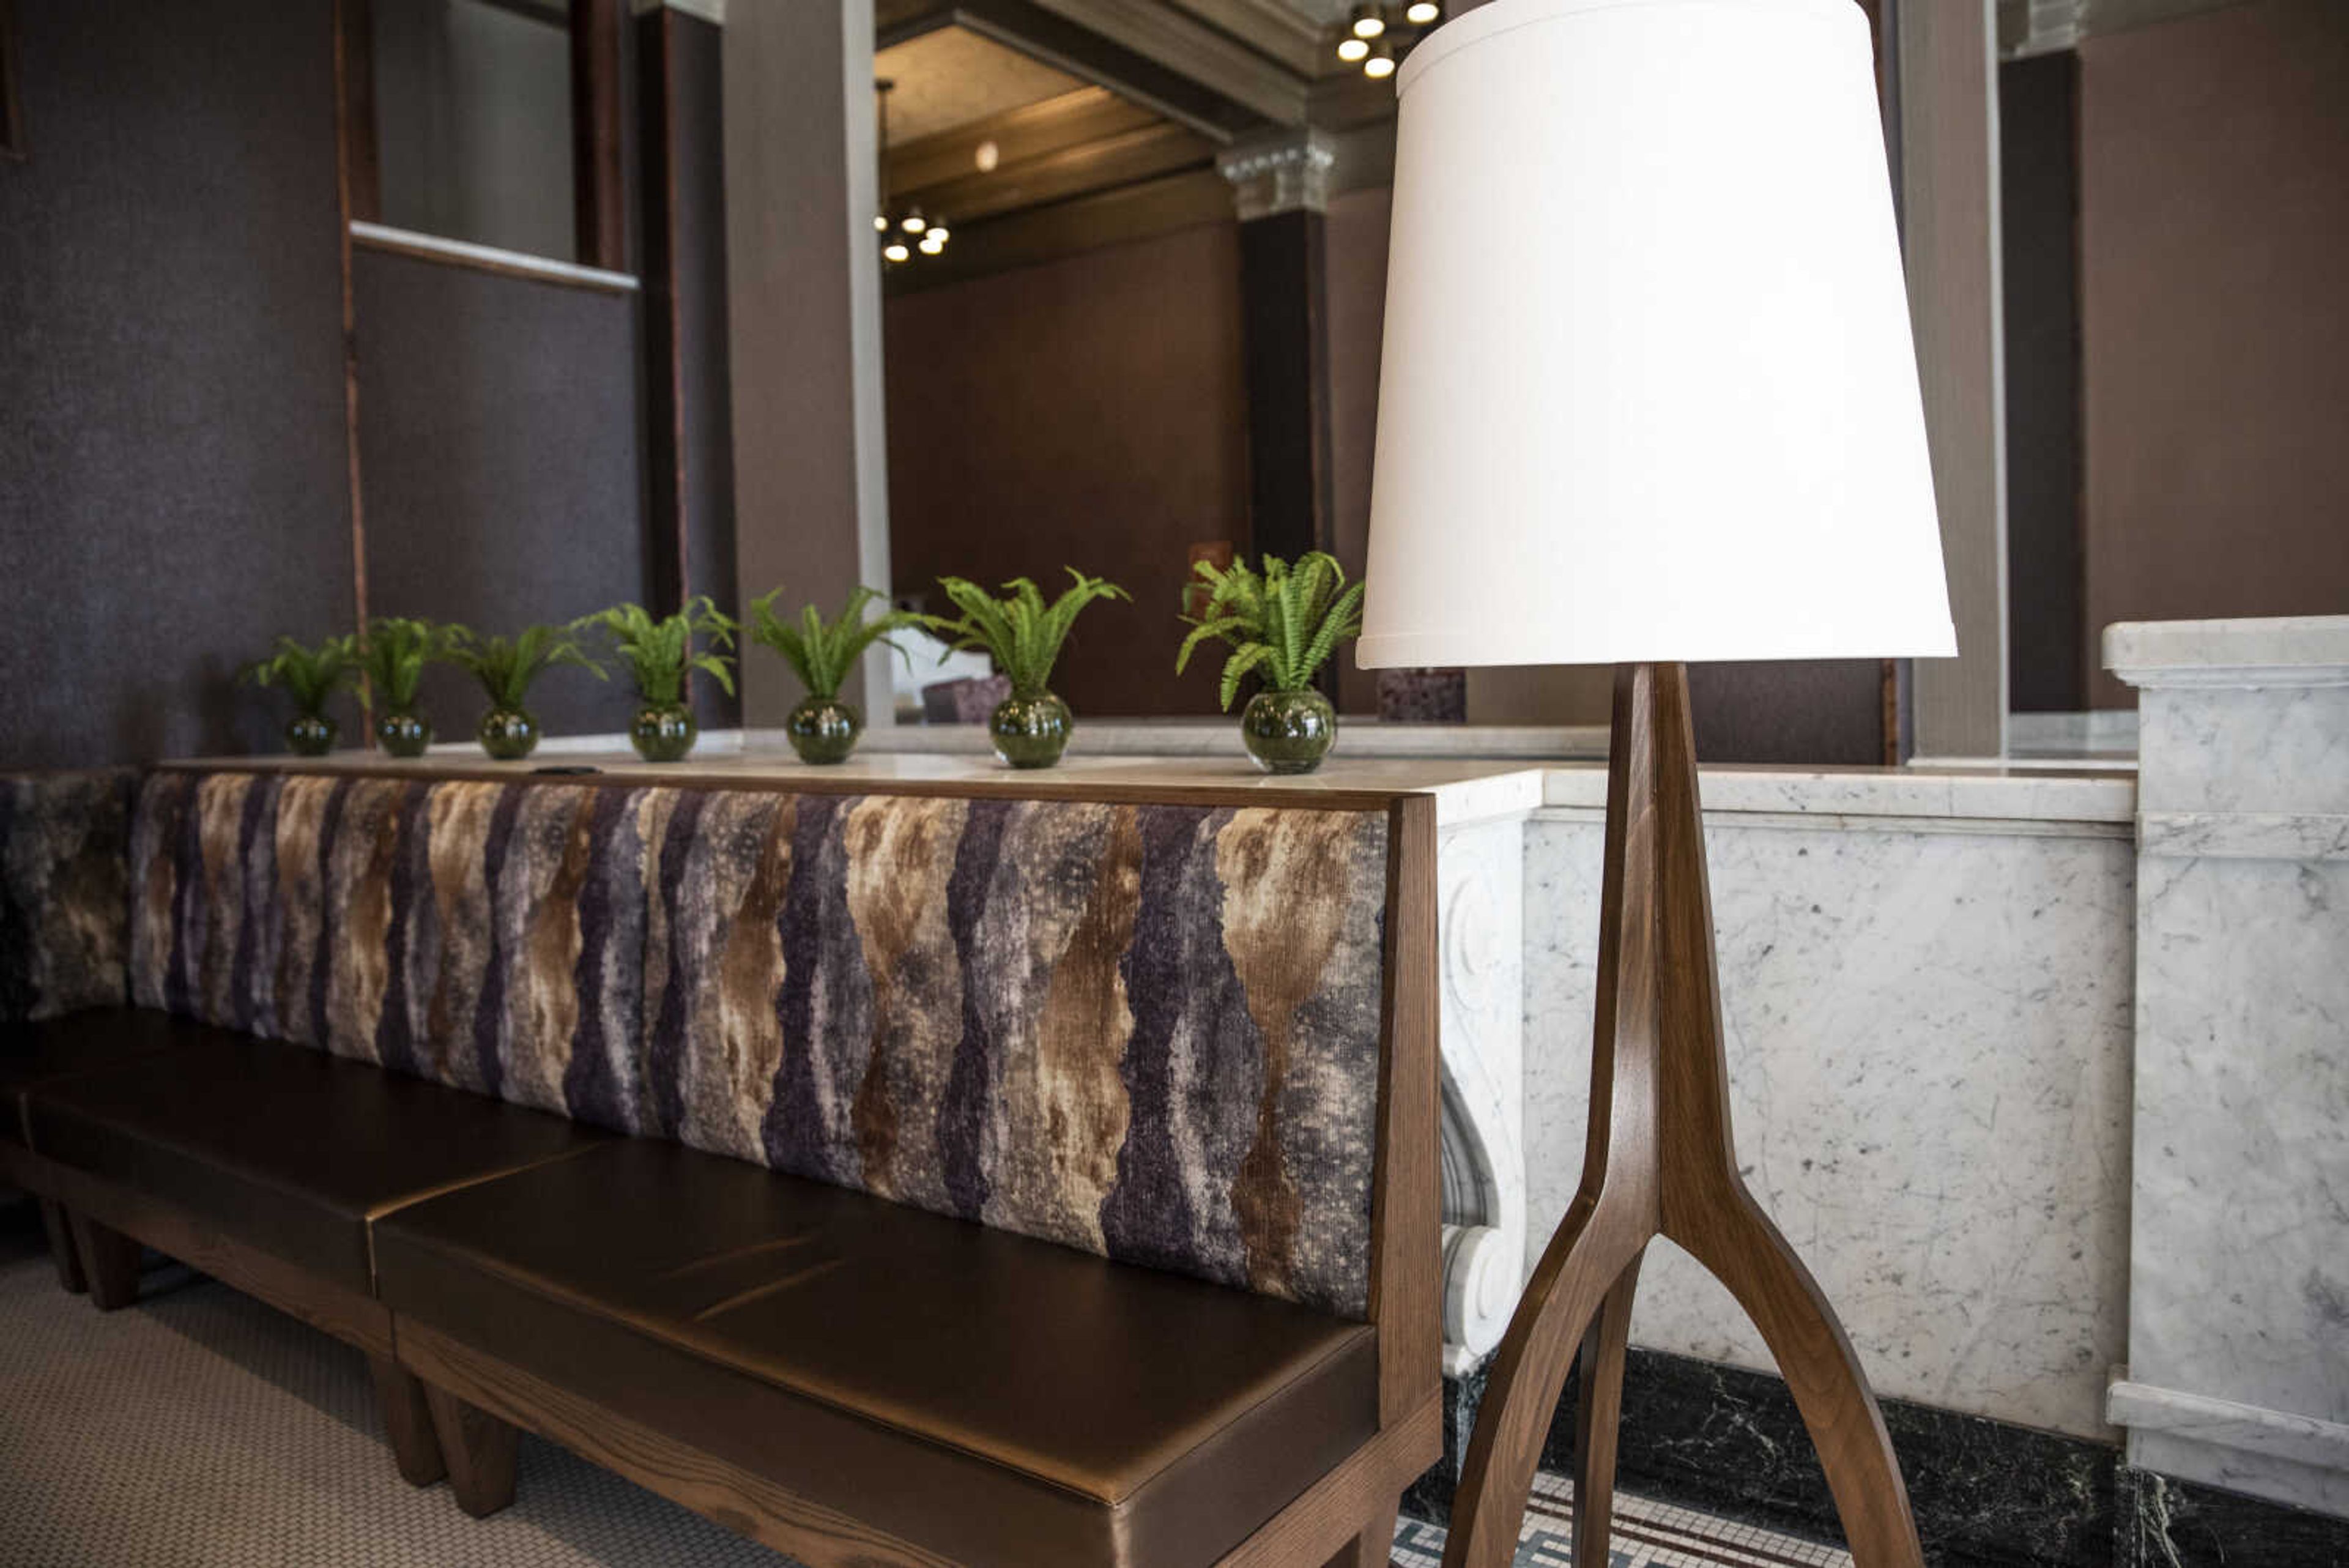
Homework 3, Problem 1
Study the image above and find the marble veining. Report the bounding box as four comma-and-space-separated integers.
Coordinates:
2133, 685, 2349, 816
1523, 812, 2136, 1440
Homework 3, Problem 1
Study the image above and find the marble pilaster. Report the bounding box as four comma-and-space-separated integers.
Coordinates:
2109, 616, 2349, 1517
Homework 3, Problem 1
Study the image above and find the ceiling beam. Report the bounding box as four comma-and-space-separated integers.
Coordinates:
886, 85, 1157, 190
1162, 0, 1334, 80
1020, 0, 1309, 122
896, 119, 1212, 224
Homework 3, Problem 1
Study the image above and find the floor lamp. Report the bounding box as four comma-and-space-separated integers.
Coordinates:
1355, 3, 1958, 1565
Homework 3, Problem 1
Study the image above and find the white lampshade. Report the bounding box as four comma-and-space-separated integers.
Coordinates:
1358, 0, 1955, 669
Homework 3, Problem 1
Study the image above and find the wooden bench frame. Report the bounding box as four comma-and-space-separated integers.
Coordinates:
385, 782, 1445, 1568
19, 768, 1445, 1567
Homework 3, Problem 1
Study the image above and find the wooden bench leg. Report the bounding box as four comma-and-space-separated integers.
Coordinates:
369, 1356, 448, 1487
1323, 1498, 1400, 1568
423, 1383, 520, 1518
39, 1198, 88, 1293
67, 1212, 141, 1310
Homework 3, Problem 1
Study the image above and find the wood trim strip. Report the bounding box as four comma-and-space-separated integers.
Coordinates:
1369, 794, 1442, 1428
348, 222, 642, 294
148, 757, 1429, 813
332, 0, 373, 731
396, 1318, 967, 1568
32, 1154, 398, 1358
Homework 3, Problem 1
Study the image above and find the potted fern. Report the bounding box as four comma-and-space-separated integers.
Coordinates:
577, 597, 737, 762
1175, 551, 1364, 774
358, 617, 462, 757
447, 624, 604, 760
926, 570, 1129, 768
748, 585, 922, 764
241, 633, 360, 756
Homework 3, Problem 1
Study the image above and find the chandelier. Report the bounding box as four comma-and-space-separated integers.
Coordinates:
875, 80, 949, 264
1334, 1, 1441, 80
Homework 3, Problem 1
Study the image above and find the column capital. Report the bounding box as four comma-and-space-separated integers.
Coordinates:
1216, 128, 1339, 220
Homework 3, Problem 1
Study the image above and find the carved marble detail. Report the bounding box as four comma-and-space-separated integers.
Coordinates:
1433, 816, 1527, 1371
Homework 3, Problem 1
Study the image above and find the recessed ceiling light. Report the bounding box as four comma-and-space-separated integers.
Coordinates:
1338, 35, 1369, 61
1350, 2, 1386, 38
1405, 0, 1439, 22
1364, 41, 1397, 78
974, 139, 1000, 173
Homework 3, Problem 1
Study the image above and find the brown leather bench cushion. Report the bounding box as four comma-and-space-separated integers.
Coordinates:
1, 1008, 190, 1146
24, 1024, 609, 1295
374, 1139, 1379, 1568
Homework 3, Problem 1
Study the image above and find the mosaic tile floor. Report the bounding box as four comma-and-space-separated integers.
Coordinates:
0, 1202, 1849, 1566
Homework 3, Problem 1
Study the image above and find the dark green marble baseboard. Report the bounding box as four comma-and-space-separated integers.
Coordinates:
1405, 1350, 2349, 1567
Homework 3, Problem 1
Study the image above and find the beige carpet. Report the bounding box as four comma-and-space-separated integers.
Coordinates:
0, 1199, 1846, 1567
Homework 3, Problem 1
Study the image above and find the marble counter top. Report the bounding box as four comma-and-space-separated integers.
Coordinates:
1540, 760, 2136, 826
2106, 614, 2349, 687
185, 732, 2138, 831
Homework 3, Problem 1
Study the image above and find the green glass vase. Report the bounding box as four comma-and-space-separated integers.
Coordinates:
787, 695, 863, 765
631, 700, 697, 764
376, 710, 432, 759
285, 712, 338, 757
990, 690, 1072, 769
478, 707, 540, 761
1240, 687, 1337, 775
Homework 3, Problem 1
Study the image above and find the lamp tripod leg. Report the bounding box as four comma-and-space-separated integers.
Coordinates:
1673, 1194, 1925, 1568
1571, 1250, 1645, 1568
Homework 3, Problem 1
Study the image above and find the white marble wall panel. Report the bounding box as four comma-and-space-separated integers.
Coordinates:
1523, 811, 2136, 1440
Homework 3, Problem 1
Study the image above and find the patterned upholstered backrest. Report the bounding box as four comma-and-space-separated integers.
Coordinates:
0, 770, 136, 1023
130, 770, 1397, 1317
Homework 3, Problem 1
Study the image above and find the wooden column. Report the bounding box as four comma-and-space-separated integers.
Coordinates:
571, 0, 625, 272
1220, 130, 1337, 567
638, 1, 737, 665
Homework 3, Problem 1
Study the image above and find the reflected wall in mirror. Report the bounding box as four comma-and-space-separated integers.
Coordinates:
2000, 0, 2349, 723
371, 0, 576, 262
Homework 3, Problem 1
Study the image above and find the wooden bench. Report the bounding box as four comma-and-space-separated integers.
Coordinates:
1, 763, 1439, 1567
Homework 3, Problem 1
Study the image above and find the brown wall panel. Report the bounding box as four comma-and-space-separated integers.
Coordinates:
2080, 0, 2349, 707
0, 1, 353, 768
883, 221, 1250, 718
353, 248, 652, 739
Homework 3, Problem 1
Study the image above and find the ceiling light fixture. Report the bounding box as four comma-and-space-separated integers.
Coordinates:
874, 81, 949, 266
1340, 0, 1438, 81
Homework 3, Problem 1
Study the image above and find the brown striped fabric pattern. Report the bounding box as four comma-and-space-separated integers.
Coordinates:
128, 771, 1393, 1317
0, 770, 136, 1023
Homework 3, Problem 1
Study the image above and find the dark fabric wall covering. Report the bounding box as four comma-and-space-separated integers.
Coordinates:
354, 248, 653, 740
884, 222, 1249, 719
0, 1, 354, 770
2002, 53, 2085, 715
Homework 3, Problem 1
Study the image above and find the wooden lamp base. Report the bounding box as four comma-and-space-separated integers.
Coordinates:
1441, 663, 1925, 1568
